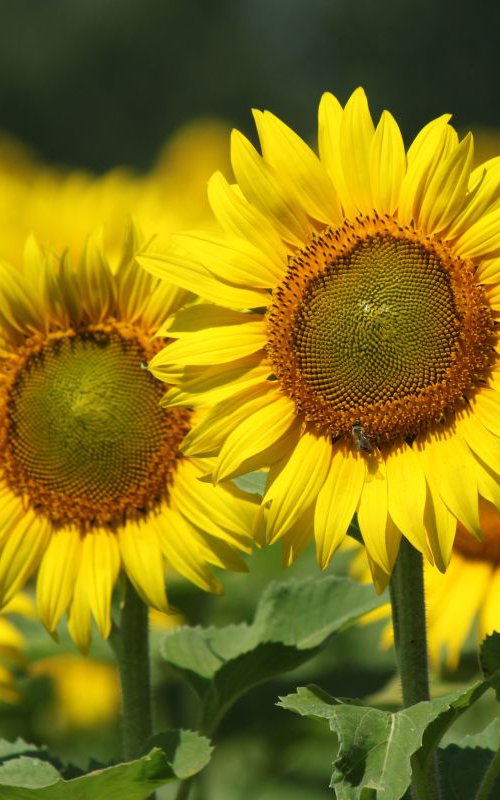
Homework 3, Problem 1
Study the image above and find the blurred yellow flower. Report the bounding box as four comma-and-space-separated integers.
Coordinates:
350, 497, 500, 668
31, 654, 120, 731
0, 118, 231, 268
0, 592, 36, 703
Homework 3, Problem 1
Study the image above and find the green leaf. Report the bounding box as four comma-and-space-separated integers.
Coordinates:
0, 730, 212, 800
161, 576, 385, 732
232, 471, 267, 497
438, 717, 500, 800
279, 674, 500, 800
446, 717, 500, 751
480, 632, 500, 681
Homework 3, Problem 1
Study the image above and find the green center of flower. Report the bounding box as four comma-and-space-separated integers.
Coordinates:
295, 236, 458, 406
267, 216, 494, 446
3, 326, 190, 528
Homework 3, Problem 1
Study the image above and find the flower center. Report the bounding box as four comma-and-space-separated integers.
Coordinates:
267, 215, 495, 446
1, 323, 190, 529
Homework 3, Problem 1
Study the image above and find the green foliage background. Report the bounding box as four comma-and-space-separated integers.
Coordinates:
0, 0, 498, 172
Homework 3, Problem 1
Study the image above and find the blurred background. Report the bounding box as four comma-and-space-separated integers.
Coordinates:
0, 2, 499, 798
0, 0, 499, 173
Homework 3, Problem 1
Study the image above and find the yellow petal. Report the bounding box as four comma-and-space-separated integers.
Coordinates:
253, 109, 342, 225
339, 87, 375, 214
417, 133, 473, 234
282, 505, 315, 568
173, 230, 281, 288
453, 206, 500, 260
230, 129, 312, 246
163, 358, 269, 409
264, 430, 332, 542
416, 429, 480, 537
213, 392, 298, 481
314, 446, 366, 569
137, 247, 266, 310
37, 529, 82, 633
149, 317, 266, 370
471, 389, 500, 439
398, 115, 456, 225
423, 486, 456, 572
172, 459, 256, 544
370, 110, 406, 215
0, 513, 51, 605
207, 171, 289, 265
154, 509, 222, 594
480, 567, 500, 639
83, 530, 121, 639
386, 443, 431, 560
357, 463, 399, 574
118, 522, 167, 612
79, 230, 117, 322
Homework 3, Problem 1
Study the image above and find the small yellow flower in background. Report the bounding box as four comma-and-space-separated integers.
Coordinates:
140, 88, 500, 589
0, 119, 230, 268
0, 593, 35, 703
0, 225, 258, 652
31, 655, 120, 732
350, 498, 500, 669
426, 498, 500, 668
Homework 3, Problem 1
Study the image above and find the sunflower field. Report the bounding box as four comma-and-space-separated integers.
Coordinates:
0, 3, 499, 799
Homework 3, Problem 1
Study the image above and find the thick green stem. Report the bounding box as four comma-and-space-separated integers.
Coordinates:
174, 777, 194, 800
389, 537, 440, 800
111, 578, 153, 762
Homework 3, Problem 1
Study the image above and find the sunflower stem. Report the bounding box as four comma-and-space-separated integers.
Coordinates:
389, 537, 441, 800
111, 578, 154, 763
174, 777, 194, 800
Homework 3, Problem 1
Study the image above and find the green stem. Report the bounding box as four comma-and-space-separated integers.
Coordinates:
474, 747, 500, 800
174, 777, 194, 800
110, 577, 154, 761
389, 537, 440, 800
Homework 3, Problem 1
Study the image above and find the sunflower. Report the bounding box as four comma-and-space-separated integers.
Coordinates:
0, 225, 257, 651
349, 497, 500, 668
425, 498, 500, 667
139, 88, 500, 589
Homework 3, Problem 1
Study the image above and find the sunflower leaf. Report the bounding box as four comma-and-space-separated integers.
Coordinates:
278, 670, 500, 800
161, 575, 385, 732
0, 730, 212, 799
438, 745, 500, 800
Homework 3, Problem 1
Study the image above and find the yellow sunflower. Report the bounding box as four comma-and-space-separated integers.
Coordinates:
349, 497, 500, 668
425, 498, 500, 668
139, 88, 500, 589
0, 225, 257, 651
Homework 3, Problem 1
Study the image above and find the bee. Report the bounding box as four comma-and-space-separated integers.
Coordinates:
351, 423, 374, 454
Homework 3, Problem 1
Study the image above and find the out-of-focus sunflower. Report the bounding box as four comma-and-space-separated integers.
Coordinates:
0, 593, 35, 703
0, 119, 230, 268
139, 88, 500, 588
425, 498, 500, 667
0, 225, 257, 651
350, 497, 500, 668
31, 654, 120, 732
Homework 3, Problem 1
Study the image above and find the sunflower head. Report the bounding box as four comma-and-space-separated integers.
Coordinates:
139, 88, 500, 587
0, 225, 258, 650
